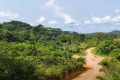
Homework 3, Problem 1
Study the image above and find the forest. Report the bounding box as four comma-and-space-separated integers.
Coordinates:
0, 21, 120, 80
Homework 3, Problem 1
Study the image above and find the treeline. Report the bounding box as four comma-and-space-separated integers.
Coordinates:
0, 21, 86, 43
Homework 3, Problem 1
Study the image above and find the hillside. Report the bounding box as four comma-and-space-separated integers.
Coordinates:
109, 30, 120, 34
0, 21, 86, 80
0, 21, 120, 80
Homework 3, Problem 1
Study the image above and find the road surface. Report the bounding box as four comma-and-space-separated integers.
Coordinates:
72, 47, 104, 80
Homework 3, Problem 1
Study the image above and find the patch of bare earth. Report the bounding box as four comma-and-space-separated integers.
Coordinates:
71, 54, 80, 59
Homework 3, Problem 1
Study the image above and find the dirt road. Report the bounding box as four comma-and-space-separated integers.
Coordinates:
72, 47, 104, 80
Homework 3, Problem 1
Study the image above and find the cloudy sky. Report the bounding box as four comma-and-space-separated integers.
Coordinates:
0, 0, 120, 33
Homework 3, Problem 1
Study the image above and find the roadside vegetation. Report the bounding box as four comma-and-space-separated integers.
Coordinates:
95, 39, 120, 80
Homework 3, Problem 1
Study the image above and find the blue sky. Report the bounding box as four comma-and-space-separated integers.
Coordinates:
0, 0, 120, 33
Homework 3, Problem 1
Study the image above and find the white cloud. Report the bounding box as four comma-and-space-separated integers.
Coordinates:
43, 0, 80, 25
48, 20, 58, 25
38, 16, 45, 23
0, 11, 19, 19
84, 20, 91, 24
84, 15, 120, 25
115, 23, 120, 26
115, 9, 120, 13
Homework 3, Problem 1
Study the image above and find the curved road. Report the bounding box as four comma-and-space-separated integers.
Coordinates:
72, 47, 104, 80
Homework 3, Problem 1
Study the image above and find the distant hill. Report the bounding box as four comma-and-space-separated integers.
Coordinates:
109, 30, 120, 34
0, 21, 86, 42
108, 30, 120, 36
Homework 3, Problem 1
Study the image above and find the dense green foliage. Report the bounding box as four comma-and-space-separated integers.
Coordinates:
0, 21, 87, 80
96, 39, 120, 80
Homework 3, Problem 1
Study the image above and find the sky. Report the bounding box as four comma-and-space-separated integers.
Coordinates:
0, 0, 120, 33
